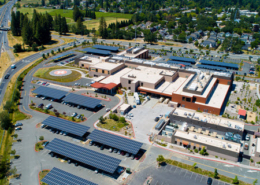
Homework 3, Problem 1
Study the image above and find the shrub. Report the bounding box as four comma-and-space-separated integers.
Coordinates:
10, 149, 16, 155
232, 176, 239, 184
39, 136, 44, 141
119, 117, 126, 123
194, 148, 198, 153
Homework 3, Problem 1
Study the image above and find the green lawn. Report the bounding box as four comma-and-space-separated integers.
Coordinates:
97, 119, 129, 132
33, 66, 82, 82
39, 170, 50, 185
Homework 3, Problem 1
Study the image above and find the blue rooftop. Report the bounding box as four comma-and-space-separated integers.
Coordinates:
169, 56, 196, 64
196, 64, 227, 71
52, 51, 74, 60
93, 45, 119, 52
199, 60, 239, 70
82, 48, 111, 56
167, 60, 192, 66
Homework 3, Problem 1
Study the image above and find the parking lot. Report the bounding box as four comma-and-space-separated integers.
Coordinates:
130, 164, 230, 185
126, 98, 174, 143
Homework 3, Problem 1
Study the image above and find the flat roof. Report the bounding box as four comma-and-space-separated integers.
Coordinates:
119, 104, 131, 111
88, 130, 143, 155
46, 138, 121, 173
200, 60, 239, 69
169, 56, 196, 64
100, 68, 133, 85
197, 64, 227, 71
238, 109, 247, 116
42, 116, 90, 137
82, 48, 111, 56
42, 167, 97, 185
175, 130, 241, 153
63, 93, 101, 109
52, 51, 74, 60
121, 66, 164, 84
173, 108, 244, 130
257, 138, 260, 153
91, 62, 123, 71
32, 86, 68, 100
93, 45, 119, 52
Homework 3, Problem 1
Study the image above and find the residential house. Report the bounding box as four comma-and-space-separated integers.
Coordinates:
201, 40, 217, 48
218, 37, 225, 43
242, 44, 251, 50
225, 32, 231, 37
232, 33, 240, 38
217, 32, 225, 37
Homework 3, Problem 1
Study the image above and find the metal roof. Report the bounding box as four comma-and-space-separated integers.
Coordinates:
32, 86, 68, 100
93, 45, 119, 52
63, 93, 101, 109
52, 51, 74, 60
41, 167, 97, 185
199, 60, 239, 69
88, 129, 143, 155
42, 116, 90, 137
167, 60, 192, 66
45, 138, 121, 173
81, 48, 111, 56
169, 56, 196, 64
196, 64, 227, 71
155, 119, 165, 130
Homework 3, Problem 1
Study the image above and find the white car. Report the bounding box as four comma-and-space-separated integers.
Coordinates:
106, 108, 111, 112
41, 124, 45, 128
90, 81, 95, 84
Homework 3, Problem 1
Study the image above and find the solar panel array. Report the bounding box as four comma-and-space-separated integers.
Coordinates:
88, 129, 143, 155
45, 138, 121, 173
32, 86, 68, 99
167, 60, 192, 66
42, 116, 90, 137
196, 64, 227, 71
93, 45, 119, 52
41, 167, 98, 185
169, 56, 196, 64
200, 60, 239, 70
52, 51, 74, 60
81, 48, 111, 56
63, 93, 101, 109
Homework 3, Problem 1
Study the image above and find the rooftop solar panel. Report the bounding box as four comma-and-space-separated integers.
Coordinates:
42, 167, 98, 185
167, 60, 192, 66
63, 93, 101, 109
93, 45, 119, 52
88, 130, 143, 155
196, 64, 227, 71
45, 138, 121, 173
42, 116, 90, 137
169, 56, 196, 64
52, 51, 74, 60
81, 48, 111, 56
200, 60, 239, 69
32, 86, 68, 100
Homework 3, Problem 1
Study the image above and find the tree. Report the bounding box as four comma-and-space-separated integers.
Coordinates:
39, 136, 44, 141
51, 50, 54, 55
195, 40, 199, 46
73, 5, 81, 22
232, 176, 239, 184
42, 53, 46, 59
3, 101, 13, 111
144, 30, 157, 44
214, 169, 219, 179
41, 0, 45, 6
99, 116, 105, 124
99, 17, 108, 39
119, 117, 126, 123
188, 37, 193, 43
10, 149, 16, 155
156, 155, 165, 166
0, 111, 12, 130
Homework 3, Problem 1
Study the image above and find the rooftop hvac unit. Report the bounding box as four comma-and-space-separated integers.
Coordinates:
184, 112, 187, 116
199, 73, 204, 80
194, 135, 197, 139
228, 144, 232, 148
128, 74, 136, 78
223, 144, 226, 148
168, 133, 173, 137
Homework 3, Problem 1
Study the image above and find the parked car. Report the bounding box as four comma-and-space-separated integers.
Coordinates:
117, 150, 121, 155
77, 105, 81, 109
4, 74, 10, 79
245, 135, 250, 141
15, 127, 22, 130
42, 141, 49, 147
42, 97, 46, 100
125, 153, 130, 157
42, 82, 47, 85
120, 151, 125, 155
244, 143, 249, 150
90, 81, 95, 84
207, 177, 212, 185
113, 149, 118, 153
38, 103, 44, 108
109, 147, 113, 152
95, 169, 99, 174
41, 124, 46, 128
76, 114, 81, 119
131, 154, 135, 160
60, 131, 64, 135
154, 117, 160, 121
46, 103, 52, 109
86, 83, 90, 87
15, 123, 23, 127
106, 108, 111, 112
36, 81, 42, 85
35, 95, 41, 98
100, 145, 105, 150
72, 112, 77, 117
89, 141, 93, 146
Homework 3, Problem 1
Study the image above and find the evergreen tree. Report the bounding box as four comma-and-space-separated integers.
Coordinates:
41, 0, 45, 6
21, 16, 33, 46
60, 17, 68, 35
11, 11, 17, 36
73, 5, 81, 22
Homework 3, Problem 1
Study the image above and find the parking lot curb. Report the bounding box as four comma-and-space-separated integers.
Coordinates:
38, 169, 51, 185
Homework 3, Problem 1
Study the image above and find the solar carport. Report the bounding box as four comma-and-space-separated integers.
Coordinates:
42, 167, 97, 185
82, 48, 112, 56
169, 56, 196, 64
199, 60, 239, 70
63, 93, 101, 109
45, 138, 121, 174
42, 116, 90, 137
167, 60, 192, 66
52, 51, 75, 61
88, 129, 143, 155
32, 86, 68, 100
196, 64, 227, 71
93, 45, 119, 52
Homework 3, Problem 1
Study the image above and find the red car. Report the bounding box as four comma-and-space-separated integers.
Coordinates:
120, 151, 125, 155
42, 82, 47, 85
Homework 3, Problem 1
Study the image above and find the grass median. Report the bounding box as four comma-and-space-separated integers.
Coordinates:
39, 169, 50, 185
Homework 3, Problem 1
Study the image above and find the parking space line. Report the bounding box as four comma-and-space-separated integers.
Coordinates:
190, 172, 193, 179
184, 170, 188, 177
194, 173, 198, 181
200, 176, 204, 182
173, 166, 178, 173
